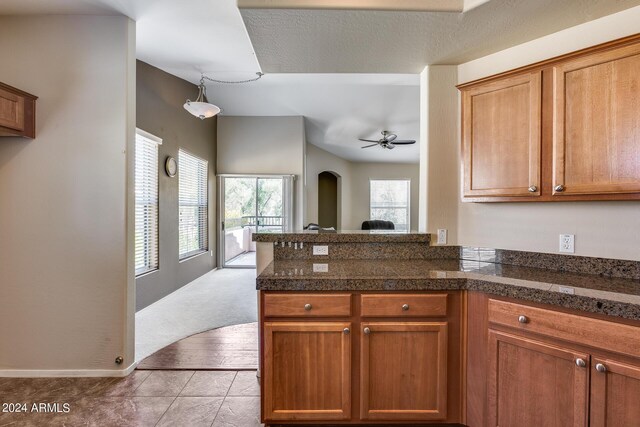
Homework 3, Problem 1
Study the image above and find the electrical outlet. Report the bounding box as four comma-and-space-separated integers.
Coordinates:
313, 263, 329, 273
559, 234, 575, 253
312, 245, 329, 256
558, 286, 575, 295
437, 229, 448, 245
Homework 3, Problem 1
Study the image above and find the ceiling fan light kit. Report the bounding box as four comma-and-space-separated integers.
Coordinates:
359, 130, 416, 149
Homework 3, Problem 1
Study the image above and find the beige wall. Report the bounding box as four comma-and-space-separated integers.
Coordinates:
217, 116, 306, 230
306, 144, 420, 231
0, 16, 136, 373
135, 61, 217, 311
422, 6, 640, 260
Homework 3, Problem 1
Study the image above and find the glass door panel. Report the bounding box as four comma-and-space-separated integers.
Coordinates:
257, 178, 284, 234
223, 177, 257, 267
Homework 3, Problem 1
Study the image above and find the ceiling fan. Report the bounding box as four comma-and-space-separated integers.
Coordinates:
359, 131, 416, 150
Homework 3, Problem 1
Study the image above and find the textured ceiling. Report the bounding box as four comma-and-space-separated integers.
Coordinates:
240, 0, 640, 73
210, 74, 420, 163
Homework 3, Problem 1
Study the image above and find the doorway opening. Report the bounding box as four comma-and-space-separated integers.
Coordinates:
219, 175, 293, 268
317, 171, 341, 230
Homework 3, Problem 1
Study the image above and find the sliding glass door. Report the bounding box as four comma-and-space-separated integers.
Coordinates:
220, 175, 292, 268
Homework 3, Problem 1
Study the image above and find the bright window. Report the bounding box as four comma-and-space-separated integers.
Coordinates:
369, 179, 410, 231
179, 149, 208, 259
135, 129, 161, 276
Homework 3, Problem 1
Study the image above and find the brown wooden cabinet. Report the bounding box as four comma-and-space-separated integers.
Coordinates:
0, 82, 37, 139
462, 72, 542, 198
487, 330, 590, 427
262, 321, 352, 421
360, 322, 448, 421
590, 357, 640, 427
459, 34, 640, 202
553, 43, 640, 196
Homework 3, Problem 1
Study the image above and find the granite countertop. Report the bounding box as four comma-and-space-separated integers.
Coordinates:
257, 259, 640, 321
252, 230, 431, 243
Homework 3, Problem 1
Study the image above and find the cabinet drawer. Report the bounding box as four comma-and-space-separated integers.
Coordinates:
488, 299, 640, 358
361, 294, 448, 317
264, 293, 351, 317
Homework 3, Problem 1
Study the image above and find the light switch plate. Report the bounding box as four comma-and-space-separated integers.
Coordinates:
437, 229, 448, 245
313, 245, 329, 256
559, 234, 575, 253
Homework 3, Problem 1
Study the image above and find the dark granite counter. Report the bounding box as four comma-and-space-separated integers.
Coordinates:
253, 230, 432, 243
257, 259, 640, 321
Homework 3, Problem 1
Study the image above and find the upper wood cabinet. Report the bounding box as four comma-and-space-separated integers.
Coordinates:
553, 43, 640, 196
0, 82, 37, 139
462, 72, 542, 198
459, 35, 640, 202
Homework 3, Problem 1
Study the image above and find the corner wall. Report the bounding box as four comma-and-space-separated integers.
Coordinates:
135, 61, 217, 311
0, 15, 136, 373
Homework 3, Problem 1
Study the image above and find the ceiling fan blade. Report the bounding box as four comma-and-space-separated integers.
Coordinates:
385, 134, 397, 143
361, 144, 378, 149
359, 139, 379, 143
391, 140, 416, 145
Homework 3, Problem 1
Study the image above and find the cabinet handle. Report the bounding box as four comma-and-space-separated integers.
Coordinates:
343, 328, 350, 335
304, 304, 312, 311
363, 327, 371, 335
528, 185, 538, 193
402, 304, 410, 311
575, 358, 586, 368
554, 184, 565, 192
595, 363, 607, 373
518, 315, 529, 324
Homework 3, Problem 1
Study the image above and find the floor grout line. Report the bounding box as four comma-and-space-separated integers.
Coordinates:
153, 371, 196, 427
209, 371, 238, 427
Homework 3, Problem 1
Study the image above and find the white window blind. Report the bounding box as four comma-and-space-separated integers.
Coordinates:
370, 179, 411, 231
179, 149, 208, 260
135, 129, 161, 276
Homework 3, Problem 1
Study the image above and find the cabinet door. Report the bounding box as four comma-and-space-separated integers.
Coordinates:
487, 331, 589, 427
263, 322, 351, 421
590, 358, 640, 427
462, 72, 542, 198
553, 43, 640, 195
0, 87, 25, 132
360, 322, 448, 421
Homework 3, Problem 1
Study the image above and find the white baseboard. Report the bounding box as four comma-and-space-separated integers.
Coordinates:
0, 361, 138, 378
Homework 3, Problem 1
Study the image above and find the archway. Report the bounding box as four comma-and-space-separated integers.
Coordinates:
318, 171, 340, 229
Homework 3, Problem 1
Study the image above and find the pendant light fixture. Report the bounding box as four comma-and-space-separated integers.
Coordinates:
184, 76, 220, 120
184, 72, 264, 120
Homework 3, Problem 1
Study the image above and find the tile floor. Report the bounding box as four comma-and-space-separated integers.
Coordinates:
0, 370, 262, 427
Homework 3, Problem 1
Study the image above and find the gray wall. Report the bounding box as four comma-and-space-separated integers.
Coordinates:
0, 15, 136, 372
136, 61, 217, 311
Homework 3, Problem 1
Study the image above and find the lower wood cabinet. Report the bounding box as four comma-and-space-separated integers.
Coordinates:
262, 321, 351, 421
360, 322, 448, 421
590, 357, 640, 427
487, 330, 590, 427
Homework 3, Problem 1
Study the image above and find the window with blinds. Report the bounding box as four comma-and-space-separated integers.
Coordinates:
179, 149, 209, 260
370, 179, 411, 231
135, 129, 161, 276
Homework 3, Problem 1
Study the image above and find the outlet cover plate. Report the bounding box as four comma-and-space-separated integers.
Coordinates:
313, 245, 329, 256
437, 229, 448, 245
559, 234, 575, 253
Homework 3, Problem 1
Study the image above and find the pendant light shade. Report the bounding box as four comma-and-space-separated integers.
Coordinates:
184, 77, 220, 120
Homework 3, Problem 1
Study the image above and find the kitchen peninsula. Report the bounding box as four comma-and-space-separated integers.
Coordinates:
254, 231, 640, 427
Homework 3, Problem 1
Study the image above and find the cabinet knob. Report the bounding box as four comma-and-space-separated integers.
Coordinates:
595, 363, 607, 373
554, 184, 565, 192
343, 328, 350, 335
402, 304, 410, 311
304, 303, 312, 311
363, 327, 371, 335
575, 358, 587, 368
518, 315, 529, 324
528, 185, 538, 193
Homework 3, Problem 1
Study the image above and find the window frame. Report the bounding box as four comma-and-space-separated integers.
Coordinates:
135, 128, 161, 277
369, 178, 411, 232
178, 148, 209, 261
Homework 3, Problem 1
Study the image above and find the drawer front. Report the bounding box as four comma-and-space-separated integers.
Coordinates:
361, 294, 448, 317
488, 299, 640, 359
264, 293, 351, 317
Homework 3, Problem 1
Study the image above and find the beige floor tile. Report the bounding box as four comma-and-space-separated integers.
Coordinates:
212, 396, 262, 427
156, 397, 224, 427
180, 371, 237, 397
133, 371, 194, 397
228, 371, 260, 396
